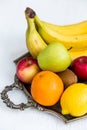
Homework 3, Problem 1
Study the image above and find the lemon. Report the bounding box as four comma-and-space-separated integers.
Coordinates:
60, 83, 87, 117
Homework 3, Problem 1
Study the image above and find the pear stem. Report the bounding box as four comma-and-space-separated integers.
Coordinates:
25, 7, 36, 18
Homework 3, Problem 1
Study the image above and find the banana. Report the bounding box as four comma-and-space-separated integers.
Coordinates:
69, 48, 87, 60
25, 7, 87, 61
42, 20, 87, 36
25, 8, 47, 59
34, 15, 87, 50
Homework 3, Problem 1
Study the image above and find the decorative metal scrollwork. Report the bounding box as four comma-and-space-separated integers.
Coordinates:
1, 75, 44, 111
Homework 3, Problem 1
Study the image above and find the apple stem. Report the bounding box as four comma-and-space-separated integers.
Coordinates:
68, 47, 73, 51
25, 7, 36, 18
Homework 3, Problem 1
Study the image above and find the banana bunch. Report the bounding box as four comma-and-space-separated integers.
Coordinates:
25, 7, 87, 60
42, 20, 87, 36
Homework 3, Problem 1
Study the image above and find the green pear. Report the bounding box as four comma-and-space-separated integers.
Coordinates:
37, 42, 71, 72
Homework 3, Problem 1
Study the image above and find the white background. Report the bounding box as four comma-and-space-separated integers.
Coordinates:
0, 0, 87, 130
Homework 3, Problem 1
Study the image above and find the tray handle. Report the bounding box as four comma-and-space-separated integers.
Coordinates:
1, 75, 44, 111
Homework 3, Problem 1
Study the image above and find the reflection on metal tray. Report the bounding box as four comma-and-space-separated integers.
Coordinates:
1, 52, 87, 123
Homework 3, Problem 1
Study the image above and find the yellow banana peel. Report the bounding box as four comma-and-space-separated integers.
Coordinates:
34, 11, 87, 61
69, 49, 87, 60
42, 20, 87, 36
25, 8, 47, 59
35, 15, 87, 50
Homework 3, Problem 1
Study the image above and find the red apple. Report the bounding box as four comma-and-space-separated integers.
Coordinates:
16, 57, 40, 84
71, 56, 87, 80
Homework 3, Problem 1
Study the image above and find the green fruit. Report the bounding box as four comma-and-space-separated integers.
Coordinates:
37, 42, 71, 72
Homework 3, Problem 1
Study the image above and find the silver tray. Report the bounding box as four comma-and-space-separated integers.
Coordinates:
1, 52, 87, 123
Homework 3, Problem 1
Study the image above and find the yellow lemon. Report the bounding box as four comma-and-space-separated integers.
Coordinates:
60, 83, 87, 117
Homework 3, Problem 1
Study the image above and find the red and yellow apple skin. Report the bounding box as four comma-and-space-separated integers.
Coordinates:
16, 57, 40, 84
71, 56, 87, 80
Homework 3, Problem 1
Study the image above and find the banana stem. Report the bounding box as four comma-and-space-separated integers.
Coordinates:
27, 18, 35, 32
34, 15, 43, 28
25, 7, 37, 32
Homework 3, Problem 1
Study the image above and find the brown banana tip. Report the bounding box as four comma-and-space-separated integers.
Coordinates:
25, 7, 36, 18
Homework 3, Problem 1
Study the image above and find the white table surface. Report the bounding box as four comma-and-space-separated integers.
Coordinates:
0, 0, 87, 130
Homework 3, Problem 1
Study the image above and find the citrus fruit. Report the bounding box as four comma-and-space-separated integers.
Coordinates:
60, 83, 87, 117
31, 71, 64, 106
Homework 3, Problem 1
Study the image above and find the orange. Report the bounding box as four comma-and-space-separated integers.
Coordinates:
31, 71, 64, 106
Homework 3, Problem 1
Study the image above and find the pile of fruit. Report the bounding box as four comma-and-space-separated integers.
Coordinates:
16, 7, 87, 117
